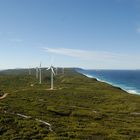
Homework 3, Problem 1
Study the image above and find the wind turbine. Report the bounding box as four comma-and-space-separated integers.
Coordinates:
55, 67, 58, 75
39, 63, 42, 84
36, 67, 39, 79
47, 66, 55, 90
62, 67, 64, 75
29, 67, 31, 75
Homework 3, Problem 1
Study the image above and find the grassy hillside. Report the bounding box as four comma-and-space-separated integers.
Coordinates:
0, 68, 140, 140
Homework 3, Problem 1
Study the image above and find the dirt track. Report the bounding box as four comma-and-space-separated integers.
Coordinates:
0, 93, 8, 100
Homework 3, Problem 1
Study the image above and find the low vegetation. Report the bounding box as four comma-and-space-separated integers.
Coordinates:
0, 68, 140, 139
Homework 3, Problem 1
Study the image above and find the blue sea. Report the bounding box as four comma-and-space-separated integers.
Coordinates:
77, 69, 140, 95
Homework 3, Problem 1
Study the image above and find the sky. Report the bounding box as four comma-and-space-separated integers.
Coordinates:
0, 0, 140, 69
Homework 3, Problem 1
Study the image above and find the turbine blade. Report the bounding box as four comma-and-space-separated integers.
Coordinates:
46, 67, 50, 70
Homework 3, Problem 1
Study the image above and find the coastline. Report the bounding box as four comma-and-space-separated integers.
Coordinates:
80, 72, 140, 96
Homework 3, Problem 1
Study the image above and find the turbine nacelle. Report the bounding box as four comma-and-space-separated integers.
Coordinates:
47, 66, 55, 75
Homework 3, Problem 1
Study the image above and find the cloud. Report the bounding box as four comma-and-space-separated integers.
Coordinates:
43, 47, 120, 61
42, 47, 140, 69
9, 38, 23, 43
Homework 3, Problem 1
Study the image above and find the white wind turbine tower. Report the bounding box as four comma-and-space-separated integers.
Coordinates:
36, 67, 39, 79
47, 66, 55, 90
39, 63, 42, 84
29, 67, 31, 75
62, 67, 64, 75
55, 67, 58, 75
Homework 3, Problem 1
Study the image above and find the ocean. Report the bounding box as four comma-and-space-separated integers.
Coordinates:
77, 69, 140, 95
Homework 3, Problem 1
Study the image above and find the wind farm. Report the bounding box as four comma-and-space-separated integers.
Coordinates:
0, 67, 140, 139
1, 0, 140, 139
